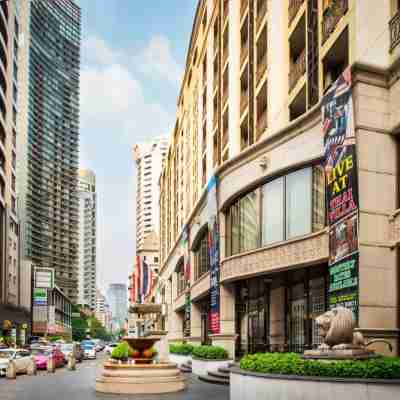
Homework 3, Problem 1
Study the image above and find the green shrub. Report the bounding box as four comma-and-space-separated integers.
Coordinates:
169, 343, 194, 355
239, 353, 400, 380
111, 342, 130, 360
192, 345, 228, 360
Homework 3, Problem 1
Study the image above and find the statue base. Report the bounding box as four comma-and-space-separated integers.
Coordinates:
303, 348, 380, 360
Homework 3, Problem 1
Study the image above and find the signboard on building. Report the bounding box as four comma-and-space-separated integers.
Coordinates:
34, 267, 55, 289
207, 175, 220, 334
33, 288, 48, 306
322, 68, 359, 319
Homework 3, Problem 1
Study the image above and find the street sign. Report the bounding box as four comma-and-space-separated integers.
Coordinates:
34, 267, 54, 289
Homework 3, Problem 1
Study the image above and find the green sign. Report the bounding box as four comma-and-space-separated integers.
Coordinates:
33, 288, 47, 304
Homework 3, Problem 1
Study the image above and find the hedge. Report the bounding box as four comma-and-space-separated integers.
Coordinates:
192, 345, 228, 360
239, 353, 400, 380
169, 343, 194, 355
111, 342, 131, 360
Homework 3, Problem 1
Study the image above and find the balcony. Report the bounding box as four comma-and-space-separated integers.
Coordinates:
241, 0, 248, 20
289, 48, 306, 92
390, 11, 400, 51
288, 0, 304, 26
257, 109, 268, 139
322, 0, 349, 44
257, 0, 268, 30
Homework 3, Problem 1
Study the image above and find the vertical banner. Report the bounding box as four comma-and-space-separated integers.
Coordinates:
322, 68, 359, 319
207, 175, 220, 334
181, 225, 191, 337
136, 256, 141, 303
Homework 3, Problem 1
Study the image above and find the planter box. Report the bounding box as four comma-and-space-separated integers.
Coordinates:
168, 354, 191, 367
192, 358, 232, 376
230, 367, 400, 400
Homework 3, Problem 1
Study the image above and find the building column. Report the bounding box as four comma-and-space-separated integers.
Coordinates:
354, 71, 399, 355
210, 282, 236, 359
189, 302, 201, 345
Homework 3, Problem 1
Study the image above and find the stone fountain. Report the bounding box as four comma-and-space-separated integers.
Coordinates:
96, 305, 186, 394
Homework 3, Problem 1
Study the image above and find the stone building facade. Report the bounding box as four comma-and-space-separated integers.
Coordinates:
158, 0, 400, 358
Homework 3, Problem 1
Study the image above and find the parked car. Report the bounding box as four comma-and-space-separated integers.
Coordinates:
0, 348, 32, 376
92, 339, 104, 352
105, 343, 118, 355
31, 347, 66, 370
82, 344, 96, 360
59, 343, 83, 363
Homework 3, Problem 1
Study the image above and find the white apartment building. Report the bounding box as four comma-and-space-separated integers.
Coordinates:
78, 169, 97, 310
133, 136, 168, 251
95, 289, 112, 331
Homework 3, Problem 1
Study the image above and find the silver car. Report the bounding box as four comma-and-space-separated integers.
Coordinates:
0, 349, 32, 376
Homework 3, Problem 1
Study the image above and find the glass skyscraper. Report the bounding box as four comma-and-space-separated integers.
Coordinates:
18, 0, 81, 302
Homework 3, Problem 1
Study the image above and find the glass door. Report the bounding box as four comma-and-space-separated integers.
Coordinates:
289, 283, 305, 353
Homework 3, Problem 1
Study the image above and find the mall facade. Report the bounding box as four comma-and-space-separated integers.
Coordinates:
157, 0, 400, 358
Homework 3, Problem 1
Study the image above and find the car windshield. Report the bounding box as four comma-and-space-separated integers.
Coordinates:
0, 350, 14, 359
84, 345, 94, 350
61, 344, 73, 351
31, 349, 47, 356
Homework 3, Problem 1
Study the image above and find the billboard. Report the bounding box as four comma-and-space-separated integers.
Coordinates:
322, 67, 359, 319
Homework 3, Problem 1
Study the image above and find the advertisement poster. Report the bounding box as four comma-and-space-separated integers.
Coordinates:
322, 68, 359, 320
207, 175, 220, 334
184, 291, 191, 337
181, 225, 191, 337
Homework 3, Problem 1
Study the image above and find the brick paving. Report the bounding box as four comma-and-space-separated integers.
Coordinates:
0, 356, 229, 400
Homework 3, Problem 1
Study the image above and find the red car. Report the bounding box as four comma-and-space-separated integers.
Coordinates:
32, 347, 66, 369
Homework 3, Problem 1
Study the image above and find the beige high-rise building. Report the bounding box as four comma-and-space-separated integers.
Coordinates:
0, 0, 30, 342
158, 0, 400, 359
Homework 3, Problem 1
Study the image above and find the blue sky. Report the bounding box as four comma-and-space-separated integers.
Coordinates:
77, 0, 197, 293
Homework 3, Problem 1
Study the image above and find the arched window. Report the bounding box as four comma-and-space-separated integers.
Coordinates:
193, 228, 210, 281
176, 258, 186, 296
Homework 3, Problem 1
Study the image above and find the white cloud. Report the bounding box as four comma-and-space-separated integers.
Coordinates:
82, 36, 121, 66
139, 35, 183, 84
80, 58, 172, 142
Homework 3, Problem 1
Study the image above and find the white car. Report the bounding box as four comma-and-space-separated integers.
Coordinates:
0, 349, 32, 376
83, 345, 96, 360
105, 343, 118, 355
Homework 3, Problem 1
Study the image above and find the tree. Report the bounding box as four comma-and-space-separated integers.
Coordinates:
71, 305, 89, 342
88, 317, 112, 341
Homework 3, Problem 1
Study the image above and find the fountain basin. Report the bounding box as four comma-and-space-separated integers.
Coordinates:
95, 362, 186, 394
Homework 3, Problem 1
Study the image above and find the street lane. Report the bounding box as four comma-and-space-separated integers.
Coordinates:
0, 355, 229, 400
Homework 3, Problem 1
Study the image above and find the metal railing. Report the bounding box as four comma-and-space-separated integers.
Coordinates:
390, 11, 400, 52
288, 0, 304, 26
289, 49, 306, 92
322, 0, 349, 44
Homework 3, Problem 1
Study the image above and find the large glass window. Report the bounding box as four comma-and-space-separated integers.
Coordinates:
227, 165, 325, 256
226, 191, 260, 256
286, 168, 312, 239
262, 177, 284, 245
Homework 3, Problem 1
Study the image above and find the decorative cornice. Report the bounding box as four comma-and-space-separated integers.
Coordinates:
221, 230, 329, 283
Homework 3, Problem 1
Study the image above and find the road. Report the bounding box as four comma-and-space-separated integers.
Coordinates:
0, 354, 229, 400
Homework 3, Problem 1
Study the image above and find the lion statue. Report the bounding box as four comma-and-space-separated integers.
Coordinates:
315, 307, 392, 351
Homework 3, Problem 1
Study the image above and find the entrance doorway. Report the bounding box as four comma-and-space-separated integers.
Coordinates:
199, 299, 211, 345
235, 278, 270, 357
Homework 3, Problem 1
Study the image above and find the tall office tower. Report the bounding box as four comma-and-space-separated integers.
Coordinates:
95, 289, 109, 329
17, 0, 81, 303
77, 169, 96, 310
133, 136, 168, 251
107, 283, 127, 332
0, 0, 30, 340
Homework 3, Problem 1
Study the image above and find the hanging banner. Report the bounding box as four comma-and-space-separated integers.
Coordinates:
207, 175, 220, 334
322, 67, 359, 320
181, 225, 191, 337
184, 291, 191, 337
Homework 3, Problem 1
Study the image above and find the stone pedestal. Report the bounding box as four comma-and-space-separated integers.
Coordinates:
303, 348, 378, 360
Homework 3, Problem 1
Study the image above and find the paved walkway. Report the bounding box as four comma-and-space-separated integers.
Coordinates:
0, 356, 229, 400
